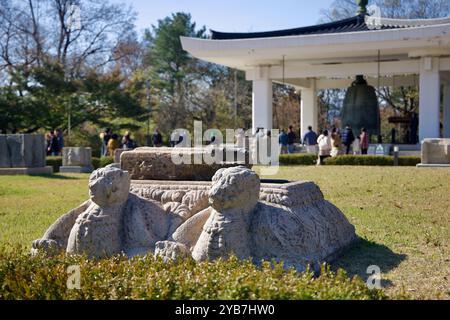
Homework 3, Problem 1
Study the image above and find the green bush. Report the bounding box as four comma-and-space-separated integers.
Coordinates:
278, 154, 420, 166
323, 155, 421, 166
46, 156, 62, 173
99, 156, 114, 168
92, 157, 101, 170
279, 154, 317, 165
397, 156, 421, 166
0, 247, 387, 300
91, 156, 114, 169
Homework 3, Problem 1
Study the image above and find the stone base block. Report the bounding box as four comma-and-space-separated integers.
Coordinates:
121, 147, 249, 181
0, 166, 53, 175
416, 164, 450, 168
60, 166, 93, 173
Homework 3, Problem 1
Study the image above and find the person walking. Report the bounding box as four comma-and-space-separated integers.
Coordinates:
330, 127, 342, 157
353, 137, 361, 155
45, 132, 53, 156
152, 128, 163, 147
360, 127, 369, 155
102, 128, 112, 156
317, 130, 332, 165
279, 129, 288, 154
48, 129, 60, 156
287, 125, 297, 154
341, 125, 355, 155
107, 134, 120, 156
122, 131, 136, 150
55, 129, 64, 155
302, 126, 318, 155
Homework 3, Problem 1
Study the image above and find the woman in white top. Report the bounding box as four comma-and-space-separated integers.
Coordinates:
317, 130, 332, 165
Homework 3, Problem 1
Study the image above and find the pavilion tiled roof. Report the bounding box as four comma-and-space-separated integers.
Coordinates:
210, 14, 450, 40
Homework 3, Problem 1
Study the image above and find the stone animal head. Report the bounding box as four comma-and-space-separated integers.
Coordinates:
88, 167, 130, 207
209, 166, 260, 212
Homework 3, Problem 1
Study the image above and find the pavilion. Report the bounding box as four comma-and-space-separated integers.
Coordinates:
180, 2, 450, 143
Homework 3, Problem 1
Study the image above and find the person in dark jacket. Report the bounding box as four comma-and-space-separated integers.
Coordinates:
287, 125, 297, 154
152, 128, 163, 147
341, 125, 355, 155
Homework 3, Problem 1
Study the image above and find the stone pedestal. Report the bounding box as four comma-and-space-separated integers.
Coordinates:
0, 134, 53, 175
121, 147, 249, 181
60, 147, 93, 173
417, 139, 450, 167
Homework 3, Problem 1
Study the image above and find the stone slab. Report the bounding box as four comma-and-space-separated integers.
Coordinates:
0, 134, 46, 168
0, 135, 9, 167
121, 147, 249, 181
0, 166, 53, 175
62, 147, 92, 167
60, 166, 94, 173
421, 139, 450, 165
416, 164, 450, 168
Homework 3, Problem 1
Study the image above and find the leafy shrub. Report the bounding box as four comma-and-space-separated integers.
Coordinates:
46, 156, 62, 173
279, 154, 317, 165
0, 246, 387, 300
99, 156, 115, 168
324, 155, 421, 166
92, 157, 101, 170
397, 156, 421, 166
91, 157, 114, 169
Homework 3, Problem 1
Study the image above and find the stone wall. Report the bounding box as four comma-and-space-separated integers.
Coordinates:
0, 134, 46, 168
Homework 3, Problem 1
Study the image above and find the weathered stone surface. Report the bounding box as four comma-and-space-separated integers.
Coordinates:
32, 167, 183, 259
60, 147, 93, 173
154, 241, 191, 262
131, 167, 357, 271
0, 135, 10, 167
34, 165, 356, 271
114, 148, 126, 163
420, 139, 450, 165
62, 147, 92, 166
121, 147, 249, 181
0, 134, 46, 168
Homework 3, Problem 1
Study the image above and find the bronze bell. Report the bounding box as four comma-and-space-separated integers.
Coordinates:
341, 75, 380, 136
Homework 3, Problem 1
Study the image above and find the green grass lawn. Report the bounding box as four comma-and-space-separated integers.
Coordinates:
0, 167, 449, 299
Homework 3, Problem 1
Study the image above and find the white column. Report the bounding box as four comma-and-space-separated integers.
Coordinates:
252, 66, 273, 134
444, 84, 450, 138
419, 57, 441, 142
300, 80, 318, 141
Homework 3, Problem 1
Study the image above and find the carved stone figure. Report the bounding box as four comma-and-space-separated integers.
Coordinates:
170, 166, 357, 272
32, 167, 183, 258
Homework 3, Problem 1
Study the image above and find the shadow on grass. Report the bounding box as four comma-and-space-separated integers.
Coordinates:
332, 238, 407, 288
32, 174, 84, 180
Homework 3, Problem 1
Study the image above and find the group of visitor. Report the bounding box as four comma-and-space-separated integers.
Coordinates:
279, 125, 298, 154
45, 129, 64, 156
315, 125, 370, 165
100, 128, 137, 157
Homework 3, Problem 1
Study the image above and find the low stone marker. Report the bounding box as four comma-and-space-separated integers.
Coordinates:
0, 134, 53, 175
60, 147, 94, 173
417, 139, 450, 167
120, 147, 249, 181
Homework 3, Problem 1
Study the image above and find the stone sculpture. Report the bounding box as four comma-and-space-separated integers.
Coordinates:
165, 166, 356, 272
33, 165, 356, 272
60, 147, 94, 173
32, 166, 183, 258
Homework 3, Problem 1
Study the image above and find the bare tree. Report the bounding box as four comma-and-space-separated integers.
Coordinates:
0, 0, 137, 79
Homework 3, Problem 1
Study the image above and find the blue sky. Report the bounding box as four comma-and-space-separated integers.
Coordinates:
111, 0, 336, 35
